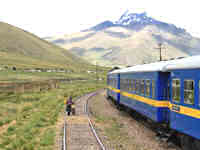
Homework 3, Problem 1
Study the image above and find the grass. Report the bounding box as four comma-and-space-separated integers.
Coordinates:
0, 69, 108, 83
0, 22, 112, 73
0, 80, 105, 150
89, 93, 144, 150
0, 22, 86, 70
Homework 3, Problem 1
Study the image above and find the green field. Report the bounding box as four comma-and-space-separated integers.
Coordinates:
0, 69, 107, 83
0, 80, 105, 150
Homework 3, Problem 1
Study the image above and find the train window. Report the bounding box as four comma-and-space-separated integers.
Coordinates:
136, 80, 139, 94
167, 80, 170, 100
152, 80, 155, 99
121, 79, 123, 90
184, 80, 194, 105
122, 79, 125, 90
129, 79, 132, 91
126, 79, 128, 90
119, 79, 121, 88
141, 80, 145, 95
123, 79, 125, 90
138, 80, 141, 94
199, 80, 200, 106
123, 79, 126, 90
130, 79, 132, 91
126, 79, 129, 91
146, 80, 150, 96
128, 79, 130, 91
172, 79, 180, 102
124, 79, 126, 90
131, 79, 133, 91
133, 79, 135, 92
126, 79, 128, 91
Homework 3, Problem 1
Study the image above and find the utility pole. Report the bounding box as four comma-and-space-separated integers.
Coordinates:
155, 43, 164, 61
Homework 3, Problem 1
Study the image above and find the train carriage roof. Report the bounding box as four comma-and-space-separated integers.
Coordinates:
108, 55, 200, 74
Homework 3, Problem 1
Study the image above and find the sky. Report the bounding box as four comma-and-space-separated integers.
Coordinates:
1, 0, 200, 37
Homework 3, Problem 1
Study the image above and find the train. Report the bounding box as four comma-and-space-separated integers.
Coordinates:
107, 55, 200, 150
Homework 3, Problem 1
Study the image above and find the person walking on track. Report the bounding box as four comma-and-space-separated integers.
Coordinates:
66, 96, 73, 116
71, 101, 76, 115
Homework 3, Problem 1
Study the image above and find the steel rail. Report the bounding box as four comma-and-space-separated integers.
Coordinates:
85, 92, 106, 150
63, 91, 105, 150
63, 114, 66, 150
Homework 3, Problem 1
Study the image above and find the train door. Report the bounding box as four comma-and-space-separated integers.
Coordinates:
158, 72, 170, 100
158, 72, 170, 122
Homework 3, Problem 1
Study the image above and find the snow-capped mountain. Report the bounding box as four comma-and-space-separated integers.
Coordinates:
45, 10, 200, 67
90, 10, 185, 34
116, 11, 153, 25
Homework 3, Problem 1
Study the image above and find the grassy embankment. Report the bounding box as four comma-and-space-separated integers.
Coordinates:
0, 80, 105, 150
0, 22, 93, 71
89, 92, 145, 150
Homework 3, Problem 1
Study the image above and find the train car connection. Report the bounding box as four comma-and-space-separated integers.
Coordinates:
107, 56, 200, 150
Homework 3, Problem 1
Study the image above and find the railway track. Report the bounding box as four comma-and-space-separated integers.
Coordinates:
62, 92, 105, 150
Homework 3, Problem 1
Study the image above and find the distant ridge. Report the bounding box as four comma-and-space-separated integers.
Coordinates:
45, 10, 200, 66
0, 22, 92, 70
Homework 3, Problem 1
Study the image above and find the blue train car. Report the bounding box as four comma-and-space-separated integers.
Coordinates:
108, 62, 170, 123
107, 55, 200, 150
119, 71, 169, 122
164, 57, 200, 149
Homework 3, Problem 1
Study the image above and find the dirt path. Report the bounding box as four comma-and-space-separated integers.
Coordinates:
89, 90, 181, 150
66, 94, 101, 150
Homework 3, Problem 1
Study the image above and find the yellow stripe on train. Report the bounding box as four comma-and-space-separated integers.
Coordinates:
108, 86, 200, 119
107, 86, 120, 93
120, 91, 169, 107
108, 86, 169, 107
169, 103, 200, 119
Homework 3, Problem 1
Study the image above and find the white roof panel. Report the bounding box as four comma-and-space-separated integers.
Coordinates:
163, 55, 200, 71
108, 55, 200, 74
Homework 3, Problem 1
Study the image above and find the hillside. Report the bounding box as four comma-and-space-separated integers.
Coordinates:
0, 22, 92, 71
46, 11, 200, 66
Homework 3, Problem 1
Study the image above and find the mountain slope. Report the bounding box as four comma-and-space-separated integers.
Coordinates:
46, 11, 200, 66
0, 22, 91, 70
